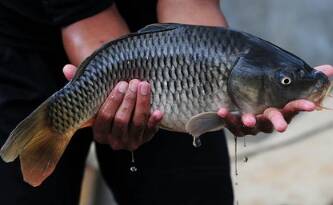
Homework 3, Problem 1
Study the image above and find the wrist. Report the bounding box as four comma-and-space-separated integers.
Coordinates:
157, 0, 228, 27
62, 4, 130, 65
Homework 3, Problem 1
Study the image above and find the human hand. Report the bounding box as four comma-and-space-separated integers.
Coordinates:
217, 64, 333, 137
63, 64, 163, 150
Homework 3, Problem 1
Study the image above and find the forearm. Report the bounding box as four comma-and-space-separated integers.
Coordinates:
157, 0, 228, 27
61, 4, 129, 66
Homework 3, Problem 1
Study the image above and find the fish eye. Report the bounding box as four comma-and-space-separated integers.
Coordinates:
281, 76, 292, 85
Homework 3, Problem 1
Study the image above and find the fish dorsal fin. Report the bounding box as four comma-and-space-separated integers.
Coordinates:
137, 23, 181, 34
185, 112, 226, 137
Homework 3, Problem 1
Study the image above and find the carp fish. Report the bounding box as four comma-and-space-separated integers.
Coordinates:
0, 23, 330, 187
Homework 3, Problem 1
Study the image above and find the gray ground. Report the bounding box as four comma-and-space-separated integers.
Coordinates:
81, 0, 333, 204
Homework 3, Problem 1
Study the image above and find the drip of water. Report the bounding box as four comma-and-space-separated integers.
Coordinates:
243, 156, 248, 163
234, 136, 240, 204
234, 136, 238, 176
130, 151, 138, 172
243, 136, 248, 163
192, 136, 202, 148
130, 166, 138, 172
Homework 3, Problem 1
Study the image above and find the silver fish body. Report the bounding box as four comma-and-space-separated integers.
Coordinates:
0, 23, 329, 187
49, 23, 249, 133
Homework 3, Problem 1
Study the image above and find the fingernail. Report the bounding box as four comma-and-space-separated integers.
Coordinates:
63, 65, 70, 72
140, 82, 150, 95
304, 101, 315, 110
118, 82, 128, 93
154, 111, 163, 121
277, 122, 287, 132
129, 80, 139, 92
245, 118, 256, 127
217, 108, 228, 118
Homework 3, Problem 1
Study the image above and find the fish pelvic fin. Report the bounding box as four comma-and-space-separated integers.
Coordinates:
0, 98, 76, 187
186, 112, 226, 137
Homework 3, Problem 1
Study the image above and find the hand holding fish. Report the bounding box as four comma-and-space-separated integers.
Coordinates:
64, 64, 164, 151
217, 64, 333, 136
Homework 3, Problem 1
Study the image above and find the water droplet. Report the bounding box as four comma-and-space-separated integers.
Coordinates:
130, 166, 138, 172
192, 136, 202, 148
243, 156, 248, 163
131, 151, 135, 163
234, 136, 238, 176
129, 151, 138, 172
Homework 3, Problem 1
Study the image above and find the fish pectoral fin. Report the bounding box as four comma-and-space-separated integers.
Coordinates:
185, 112, 226, 137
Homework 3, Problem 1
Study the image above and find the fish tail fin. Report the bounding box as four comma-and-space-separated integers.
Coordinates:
0, 99, 76, 187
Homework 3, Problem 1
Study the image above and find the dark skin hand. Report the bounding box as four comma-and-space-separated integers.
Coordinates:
63, 65, 163, 151
93, 79, 163, 150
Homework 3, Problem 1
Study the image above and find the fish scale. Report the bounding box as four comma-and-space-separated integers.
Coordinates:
48, 24, 241, 133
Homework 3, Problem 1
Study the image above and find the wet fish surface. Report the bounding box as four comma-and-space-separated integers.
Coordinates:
0, 23, 329, 186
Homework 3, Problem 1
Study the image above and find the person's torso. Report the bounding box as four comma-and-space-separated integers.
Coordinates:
0, 0, 158, 51
0, 0, 62, 50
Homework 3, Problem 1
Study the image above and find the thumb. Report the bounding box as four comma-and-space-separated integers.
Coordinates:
63, 64, 77, 81
314, 65, 333, 78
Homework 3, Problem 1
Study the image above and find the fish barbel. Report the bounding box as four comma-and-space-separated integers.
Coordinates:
0, 23, 330, 186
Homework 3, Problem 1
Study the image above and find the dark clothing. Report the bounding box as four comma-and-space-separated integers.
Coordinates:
96, 130, 233, 205
0, 0, 113, 50
0, 0, 158, 51
0, 0, 234, 204
0, 45, 93, 205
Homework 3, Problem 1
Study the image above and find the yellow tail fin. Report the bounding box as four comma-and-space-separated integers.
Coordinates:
0, 99, 76, 187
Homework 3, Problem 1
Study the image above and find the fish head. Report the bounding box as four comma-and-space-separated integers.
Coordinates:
227, 37, 330, 114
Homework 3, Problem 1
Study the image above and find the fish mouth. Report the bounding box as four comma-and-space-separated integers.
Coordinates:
310, 81, 333, 110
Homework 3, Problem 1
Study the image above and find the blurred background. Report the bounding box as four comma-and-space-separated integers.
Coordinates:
80, 0, 333, 204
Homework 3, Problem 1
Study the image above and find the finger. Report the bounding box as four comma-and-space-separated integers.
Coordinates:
217, 108, 245, 136
63, 64, 77, 81
128, 82, 151, 150
93, 81, 128, 144
241, 113, 256, 128
147, 110, 164, 129
314, 64, 333, 78
217, 108, 239, 125
263, 108, 287, 132
110, 79, 139, 149
283, 99, 315, 113
282, 100, 316, 123
143, 110, 164, 142
282, 100, 315, 123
